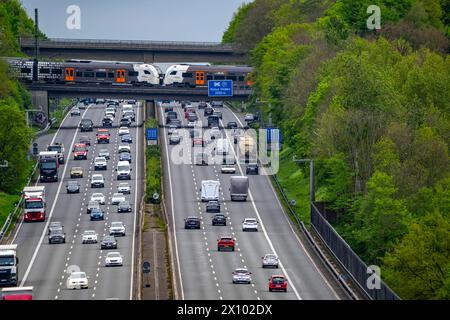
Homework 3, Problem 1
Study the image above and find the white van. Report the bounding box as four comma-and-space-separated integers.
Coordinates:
122, 104, 133, 113
116, 161, 132, 180
215, 138, 229, 155
200, 180, 220, 202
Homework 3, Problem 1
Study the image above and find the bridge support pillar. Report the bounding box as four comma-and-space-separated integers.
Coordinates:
145, 100, 156, 119
30, 90, 49, 127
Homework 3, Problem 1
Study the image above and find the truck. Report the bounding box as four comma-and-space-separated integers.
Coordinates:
215, 138, 229, 156
23, 186, 46, 222
230, 176, 249, 201
200, 180, 220, 202
38, 151, 59, 182
47, 142, 65, 164
238, 136, 257, 163
1, 286, 33, 300
0, 245, 19, 287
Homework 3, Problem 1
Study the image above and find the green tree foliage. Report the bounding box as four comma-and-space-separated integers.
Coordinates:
222, 3, 252, 44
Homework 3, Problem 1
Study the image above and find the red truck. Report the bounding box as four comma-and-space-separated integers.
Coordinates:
23, 186, 46, 222
73, 143, 88, 160
96, 129, 110, 144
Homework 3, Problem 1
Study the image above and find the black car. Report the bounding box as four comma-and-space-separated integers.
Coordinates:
120, 117, 132, 127
211, 101, 223, 108
212, 214, 227, 226
102, 117, 113, 127
123, 111, 135, 122
121, 134, 133, 144
198, 101, 207, 109
87, 201, 100, 214
227, 121, 238, 129
118, 201, 132, 213
101, 235, 117, 249
90, 208, 104, 221
119, 152, 132, 163
48, 229, 66, 244
66, 180, 80, 193
165, 111, 177, 124
246, 163, 259, 175
184, 216, 201, 229
204, 107, 213, 116
80, 119, 93, 132
206, 201, 220, 213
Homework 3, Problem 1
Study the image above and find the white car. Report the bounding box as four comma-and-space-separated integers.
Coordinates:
109, 221, 126, 236
210, 127, 221, 139
94, 156, 107, 170
90, 174, 105, 188
262, 253, 279, 268
98, 148, 110, 160
232, 268, 252, 284
111, 193, 126, 205
168, 126, 177, 135
70, 107, 81, 116
82, 230, 98, 244
221, 165, 236, 174
105, 108, 116, 116
187, 121, 196, 128
242, 218, 258, 232
117, 182, 131, 194
118, 144, 131, 153
66, 271, 88, 289
90, 193, 105, 205
118, 127, 130, 136
105, 252, 123, 267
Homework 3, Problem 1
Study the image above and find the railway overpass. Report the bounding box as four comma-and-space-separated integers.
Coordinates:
20, 38, 247, 63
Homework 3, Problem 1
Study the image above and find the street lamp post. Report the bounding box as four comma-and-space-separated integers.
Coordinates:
292, 156, 315, 204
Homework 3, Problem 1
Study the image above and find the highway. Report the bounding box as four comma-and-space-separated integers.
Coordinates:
159, 102, 346, 300
12, 101, 144, 300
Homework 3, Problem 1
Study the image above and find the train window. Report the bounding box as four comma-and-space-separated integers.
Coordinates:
84, 71, 94, 78
51, 69, 62, 75
76, 71, 83, 77
182, 72, 193, 78
96, 72, 106, 78
227, 76, 237, 81
40, 68, 50, 74
214, 75, 225, 80
108, 72, 114, 78
128, 71, 138, 77
21, 68, 31, 73
238, 76, 245, 82
206, 75, 213, 81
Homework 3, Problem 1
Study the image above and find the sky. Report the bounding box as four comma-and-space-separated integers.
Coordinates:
20, 0, 249, 42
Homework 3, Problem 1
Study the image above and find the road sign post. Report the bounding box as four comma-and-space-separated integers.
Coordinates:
208, 80, 233, 97
146, 127, 158, 146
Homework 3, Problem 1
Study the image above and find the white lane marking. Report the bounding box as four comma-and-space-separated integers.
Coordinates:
20, 105, 93, 286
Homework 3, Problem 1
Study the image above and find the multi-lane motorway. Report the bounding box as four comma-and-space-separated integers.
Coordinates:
11, 101, 143, 300
160, 102, 346, 300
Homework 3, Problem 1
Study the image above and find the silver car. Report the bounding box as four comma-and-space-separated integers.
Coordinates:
117, 182, 131, 194
262, 253, 279, 268
232, 268, 252, 284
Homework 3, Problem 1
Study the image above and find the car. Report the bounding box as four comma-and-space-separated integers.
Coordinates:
165, 111, 178, 124
217, 236, 235, 251
187, 121, 196, 128
226, 121, 238, 129
102, 117, 113, 127
66, 180, 80, 193
190, 129, 201, 138
118, 144, 131, 154
242, 218, 258, 232
187, 113, 198, 122
194, 152, 208, 166
116, 161, 132, 180
246, 163, 259, 175
109, 221, 126, 236
211, 101, 223, 108
127, 99, 137, 105
221, 165, 236, 174
96, 129, 110, 143
98, 149, 110, 160
198, 101, 207, 109
206, 201, 220, 213
90, 174, 105, 188
204, 107, 214, 116
269, 275, 287, 292
168, 125, 177, 135
105, 108, 116, 117
79, 136, 91, 146
192, 138, 205, 148
123, 110, 135, 122
48, 228, 66, 244
119, 152, 132, 163
80, 119, 93, 132
118, 201, 132, 213
111, 193, 126, 205
90, 193, 105, 205
70, 107, 81, 116
105, 252, 123, 267
94, 157, 107, 170
244, 114, 255, 122
170, 119, 182, 128
232, 268, 252, 284
184, 216, 201, 229
96, 98, 105, 104
82, 230, 98, 244
70, 166, 83, 178
209, 127, 221, 139
72, 143, 88, 160
104, 114, 115, 122
120, 117, 132, 127
169, 133, 181, 145
66, 271, 88, 290
86, 201, 100, 214
117, 183, 131, 195
213, 111, 223, 119
118, 127, 130, 136
48, 221, 63, 235
90, 208, 104, 221
121, 134, 133, 144
101, 235, 118, 249
262, 254, 279, 268
212, 214, 227, 226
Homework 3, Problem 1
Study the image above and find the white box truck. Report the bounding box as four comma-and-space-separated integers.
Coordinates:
201, 180, 220, 202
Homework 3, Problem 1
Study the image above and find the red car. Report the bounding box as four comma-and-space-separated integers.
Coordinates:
217, 236, 235, 251
268, 275, 287, 292
192, 138, 205, 147
72, 143, 88, 160
96, 129, 110, 144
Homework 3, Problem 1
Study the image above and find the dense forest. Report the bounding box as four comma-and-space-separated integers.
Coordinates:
223, 0, 449, 299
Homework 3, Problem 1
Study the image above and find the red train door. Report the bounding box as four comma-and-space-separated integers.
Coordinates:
196, 71, 205, 86
65, 68, 74, 81
116, 69, 125, 83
